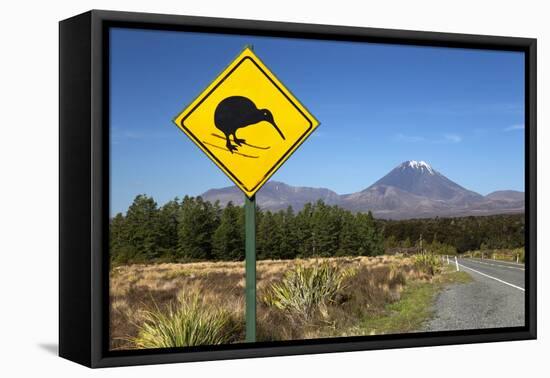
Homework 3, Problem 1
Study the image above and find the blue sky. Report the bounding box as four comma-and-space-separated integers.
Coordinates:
110, 28, 525, 215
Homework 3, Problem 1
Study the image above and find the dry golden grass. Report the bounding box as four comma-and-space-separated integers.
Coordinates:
464, 248, 524, 263
110, 255, 431, 350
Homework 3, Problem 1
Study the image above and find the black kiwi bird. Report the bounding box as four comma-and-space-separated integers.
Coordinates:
214, 96, 285, 153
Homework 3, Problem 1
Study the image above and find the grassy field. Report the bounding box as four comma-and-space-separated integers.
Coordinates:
110, 255, 455, 350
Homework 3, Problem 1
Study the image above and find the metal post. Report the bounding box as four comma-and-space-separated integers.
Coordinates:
455, 256, 459, 272
244, 195, 256, 342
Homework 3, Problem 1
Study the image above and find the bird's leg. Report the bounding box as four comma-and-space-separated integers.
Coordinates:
232, 131, 246, 146
225, 135, 238, 153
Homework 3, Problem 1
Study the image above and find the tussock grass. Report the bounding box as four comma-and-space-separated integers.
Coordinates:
412, 253, 442, 276
132, 291, 240, 348
464, 247, 525, 262
515, 247, 525, 263
263, 263, 356, 322
110, 255, 434, 349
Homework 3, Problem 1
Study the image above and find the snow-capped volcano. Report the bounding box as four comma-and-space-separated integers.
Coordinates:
400, 160, 435, 175
368, 160, 482, 202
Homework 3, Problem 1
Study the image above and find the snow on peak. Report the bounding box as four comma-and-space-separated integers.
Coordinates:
401, 160, 435, 174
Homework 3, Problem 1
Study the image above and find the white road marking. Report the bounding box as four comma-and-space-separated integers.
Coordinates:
457, 262, 525, 292
463, 258, 525, 271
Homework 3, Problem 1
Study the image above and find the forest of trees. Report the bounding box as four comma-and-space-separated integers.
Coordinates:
110, 195, 525, 264
110, 195, 384, 264
381, 213, 525, 253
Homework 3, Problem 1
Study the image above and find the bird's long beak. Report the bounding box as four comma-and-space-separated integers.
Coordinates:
271, 121, 285, 140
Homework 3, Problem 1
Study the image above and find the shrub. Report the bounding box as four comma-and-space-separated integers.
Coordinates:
425, 241, 457, 256
132, 291, 238, 348
514, 247, 525, 263
263, 262, 355, 322
412, 253, 441, 276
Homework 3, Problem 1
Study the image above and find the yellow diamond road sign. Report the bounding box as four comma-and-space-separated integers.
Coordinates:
173, 47, 320, 198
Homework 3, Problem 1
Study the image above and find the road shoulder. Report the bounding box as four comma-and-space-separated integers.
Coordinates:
354, 267, 470, 336
424, 264, 525, 332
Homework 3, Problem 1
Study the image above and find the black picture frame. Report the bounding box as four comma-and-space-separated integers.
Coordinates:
59, 9, 537, 368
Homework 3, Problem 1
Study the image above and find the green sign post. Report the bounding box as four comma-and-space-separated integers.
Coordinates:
244, 195, 256, 342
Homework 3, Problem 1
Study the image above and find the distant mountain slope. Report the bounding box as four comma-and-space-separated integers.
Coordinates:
201, 181, 340, 211
486, 190, 525, 202
200, 160, 524, 219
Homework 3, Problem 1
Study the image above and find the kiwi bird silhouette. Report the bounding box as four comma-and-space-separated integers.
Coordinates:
214, 96, 285, 153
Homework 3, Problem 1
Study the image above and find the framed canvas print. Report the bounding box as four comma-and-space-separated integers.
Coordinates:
59, 10, 536, 368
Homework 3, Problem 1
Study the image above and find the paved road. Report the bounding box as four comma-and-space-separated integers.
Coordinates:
424, 257, 525, 331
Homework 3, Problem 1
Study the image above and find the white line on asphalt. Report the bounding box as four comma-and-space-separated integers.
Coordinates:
463, 259, 525, 271
457, 263, 525, 292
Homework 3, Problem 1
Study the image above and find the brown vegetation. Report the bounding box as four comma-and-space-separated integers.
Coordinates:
463, 247, 525, 262
110, 255, 433, 350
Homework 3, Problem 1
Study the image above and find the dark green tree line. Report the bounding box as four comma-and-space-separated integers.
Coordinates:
379, 213, 524, 253
110, 194, 524, 264
110, 196, 384, 264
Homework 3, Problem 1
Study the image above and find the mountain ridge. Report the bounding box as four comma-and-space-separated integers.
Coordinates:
200, 160, 524, 219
